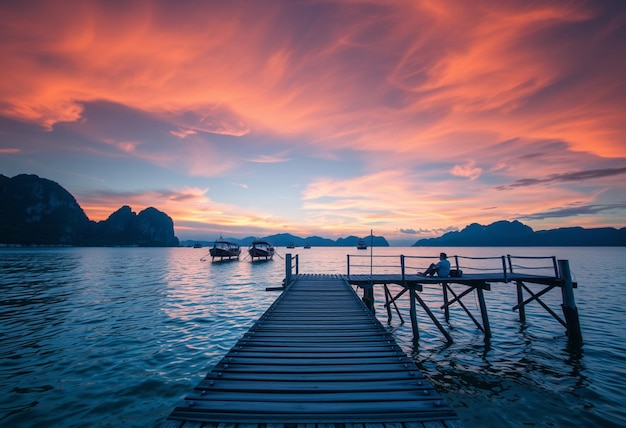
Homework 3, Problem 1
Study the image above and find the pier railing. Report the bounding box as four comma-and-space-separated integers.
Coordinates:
506, 254, 559, 278
282, 252, 581, 347
284, 253, 299, 286
346, 253, 560, 280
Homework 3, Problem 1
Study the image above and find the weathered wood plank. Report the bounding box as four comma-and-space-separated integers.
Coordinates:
195, 378, 429, 393
224, 350, 399, 358
186, 389, 443, 404
199, 371, 426, 383
219, 356, 413, 366
382, 423, 404, 428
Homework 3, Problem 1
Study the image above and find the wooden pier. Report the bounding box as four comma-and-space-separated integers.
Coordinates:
166, 251, 582, 427
344, 254, 582, 346
166, 274, 463, 427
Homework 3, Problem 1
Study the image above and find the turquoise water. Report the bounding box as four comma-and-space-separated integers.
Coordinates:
1, 246, 625, 427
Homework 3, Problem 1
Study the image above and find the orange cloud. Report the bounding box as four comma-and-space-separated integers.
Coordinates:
1, 0, 623, 160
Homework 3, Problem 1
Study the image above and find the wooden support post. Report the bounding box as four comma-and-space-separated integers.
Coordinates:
409, 287, 419, 341
441, 285, 485, 333
285, 253, 292, 286
516, 280, 526, 322
384, 287, 405, 325
559, 259, 583, 347
362, 285, 375, 314
413, 292, 453, 343
384, 284, 393, 323
442, 283, 450, 321
476, 286, 491, 340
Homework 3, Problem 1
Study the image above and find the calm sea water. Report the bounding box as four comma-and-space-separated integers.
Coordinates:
1, 246, 625, 427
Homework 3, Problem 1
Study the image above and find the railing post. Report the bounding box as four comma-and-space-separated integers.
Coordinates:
501, 256, 508, 282
346, 254, 350, 276
295, 254, 299, 275
558, 259, 583, 347
401, 255, 405, 283
285, 253, 292, 286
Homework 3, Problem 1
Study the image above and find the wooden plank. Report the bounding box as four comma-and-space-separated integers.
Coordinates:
185, 389, 444, 405
172, 402, 456, 422
220, 356, 413, 366
226, 350, 400, 358
194, 378, 429, 393
229, 344, 401, 353
206, 364, 417, 375
199, 371, 426, 382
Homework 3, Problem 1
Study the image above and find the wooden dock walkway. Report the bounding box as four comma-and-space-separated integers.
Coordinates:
166, 274, 463, 428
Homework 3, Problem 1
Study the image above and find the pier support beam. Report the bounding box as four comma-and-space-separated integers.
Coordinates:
516, 280, 526, 322
409, 287, 419, 341
362, 285, 375, 314
409, 286, 453, 344
442, 283, 450, 321
476, 287, 491, 340
559, 259, 583, 347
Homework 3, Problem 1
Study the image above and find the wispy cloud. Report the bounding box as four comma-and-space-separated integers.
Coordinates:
450, 161, 483, 180
247, 154, 290, 164
169, 128, 197, 139
520, 202, 626, 221
0, 148, 20, 154
497, 167, 626, 190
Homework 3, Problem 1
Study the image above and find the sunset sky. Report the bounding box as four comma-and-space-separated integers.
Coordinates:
1, 0, 625, 245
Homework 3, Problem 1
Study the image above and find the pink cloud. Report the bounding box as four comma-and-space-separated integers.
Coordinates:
0, 148, 20, 154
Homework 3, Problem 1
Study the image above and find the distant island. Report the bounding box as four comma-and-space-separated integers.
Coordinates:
185, 221, 625, 248
412, 220, 626, 247
0, 174, 179, 247
182, 233, 390, 248
2, 174, 624, 247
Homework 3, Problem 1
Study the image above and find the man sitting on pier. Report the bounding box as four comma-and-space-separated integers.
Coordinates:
420, 252, 451, 277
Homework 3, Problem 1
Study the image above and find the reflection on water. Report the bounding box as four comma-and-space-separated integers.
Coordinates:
1, 246, 625, 427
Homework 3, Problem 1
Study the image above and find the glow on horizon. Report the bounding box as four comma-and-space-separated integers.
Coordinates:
0, 1, 625, 244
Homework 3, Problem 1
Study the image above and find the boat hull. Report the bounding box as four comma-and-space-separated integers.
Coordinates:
209, 241, 241, 260
248, 241, 275, 260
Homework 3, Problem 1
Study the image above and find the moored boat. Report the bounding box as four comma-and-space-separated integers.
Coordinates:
248, 240, 275, 260
303, 242, 311, 249
356, 239, 367, 250
209, 239, 241, 261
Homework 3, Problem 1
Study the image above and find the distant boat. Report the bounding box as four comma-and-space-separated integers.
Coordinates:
303, 242, 311, 249
356, 239, 367, 250
193, 243, 203, 248
209, 239, 241, 261
248, 240, 275, 260
286, 242, 296, 249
